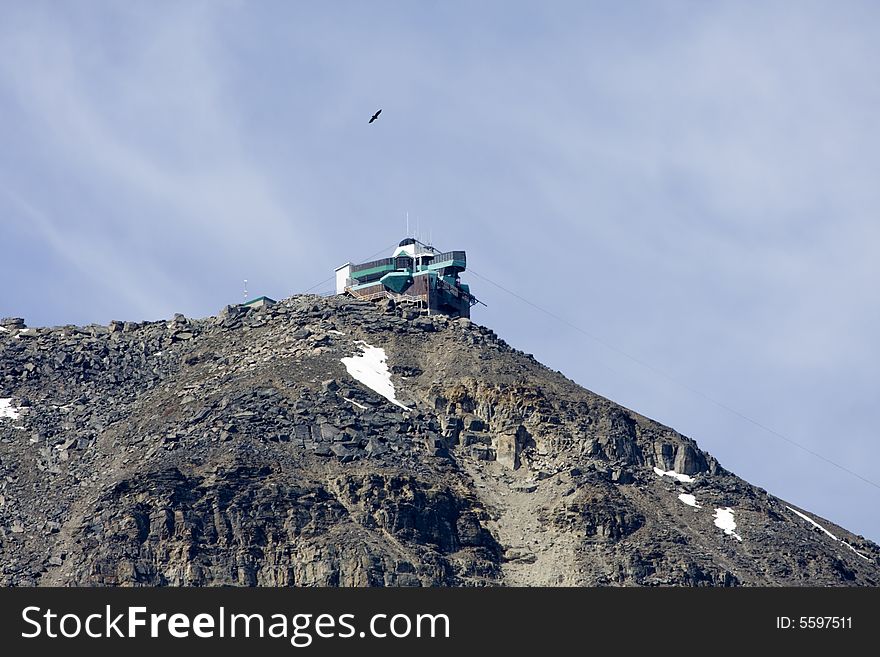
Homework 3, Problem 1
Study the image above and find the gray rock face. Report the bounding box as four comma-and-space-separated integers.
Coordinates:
0, 295, 877, 586
0, 318, 26, 330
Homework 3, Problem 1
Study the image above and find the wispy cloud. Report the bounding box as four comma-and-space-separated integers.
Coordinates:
1, 186, 178, 317
0, 3, 318, 316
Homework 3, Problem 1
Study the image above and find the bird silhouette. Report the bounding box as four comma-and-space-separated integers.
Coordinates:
369, 109, 382, 124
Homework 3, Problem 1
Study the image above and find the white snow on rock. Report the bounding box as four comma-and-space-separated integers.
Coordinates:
678, 493, 701, 508
653, 466, 695, 483
341, 341, 409, 410
0, 326, 8, 333
785, 505, 837, 540
785, 506, 870, 561
713, 507, 742, 541
0, 398, 22, 421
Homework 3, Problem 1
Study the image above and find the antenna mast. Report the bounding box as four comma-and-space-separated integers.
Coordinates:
243, 279, 248, 301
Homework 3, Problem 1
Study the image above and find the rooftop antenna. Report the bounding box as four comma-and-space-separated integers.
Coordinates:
243, 279, 248, 301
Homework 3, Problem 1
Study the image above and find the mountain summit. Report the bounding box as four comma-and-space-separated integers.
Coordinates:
0, 297, 876, 586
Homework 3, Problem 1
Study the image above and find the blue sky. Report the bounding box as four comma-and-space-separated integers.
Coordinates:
1, 1, 878, 542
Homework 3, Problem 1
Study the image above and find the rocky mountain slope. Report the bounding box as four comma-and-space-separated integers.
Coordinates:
0, 296, 877, 586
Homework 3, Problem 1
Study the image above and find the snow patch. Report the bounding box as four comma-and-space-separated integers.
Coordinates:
678, 493, 701, 508
785, 506, 870, 562
328, 330, 345, 336
345, 398, 368, 410
0, 398, 22, 421
0, 326, 8, 333
341, 342, 408, 410
653, 466, 695, 483
713, 507, 742, 541
786, 506, 837, 540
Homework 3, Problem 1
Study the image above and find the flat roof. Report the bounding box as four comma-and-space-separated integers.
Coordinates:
242, 296, 276, 305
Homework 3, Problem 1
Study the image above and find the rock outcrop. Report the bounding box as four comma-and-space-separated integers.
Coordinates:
0, 297, 877, 586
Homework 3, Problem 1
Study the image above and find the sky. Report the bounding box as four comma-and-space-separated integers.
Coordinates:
1, 1, 878, 542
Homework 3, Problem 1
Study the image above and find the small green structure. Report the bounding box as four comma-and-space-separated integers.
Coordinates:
242, 295, 276, 310
335, 238, 479, 318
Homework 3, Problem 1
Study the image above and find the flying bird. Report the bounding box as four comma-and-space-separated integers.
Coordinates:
369, 109, 382, 124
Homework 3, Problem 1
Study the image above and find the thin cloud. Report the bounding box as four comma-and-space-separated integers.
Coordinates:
0, 5, 318, 316
1, 187, 178, 317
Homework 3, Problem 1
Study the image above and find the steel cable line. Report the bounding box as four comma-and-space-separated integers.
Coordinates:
467, 268, 880, 491
301, 242, 401, 295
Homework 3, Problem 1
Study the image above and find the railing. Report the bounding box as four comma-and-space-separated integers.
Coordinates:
348, 285, 427, 305
350, 289, 388, 302
393, 293, 425, 304
429, 250, 466, 266
350, 257, 393, 274
350, 256, 413, 275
